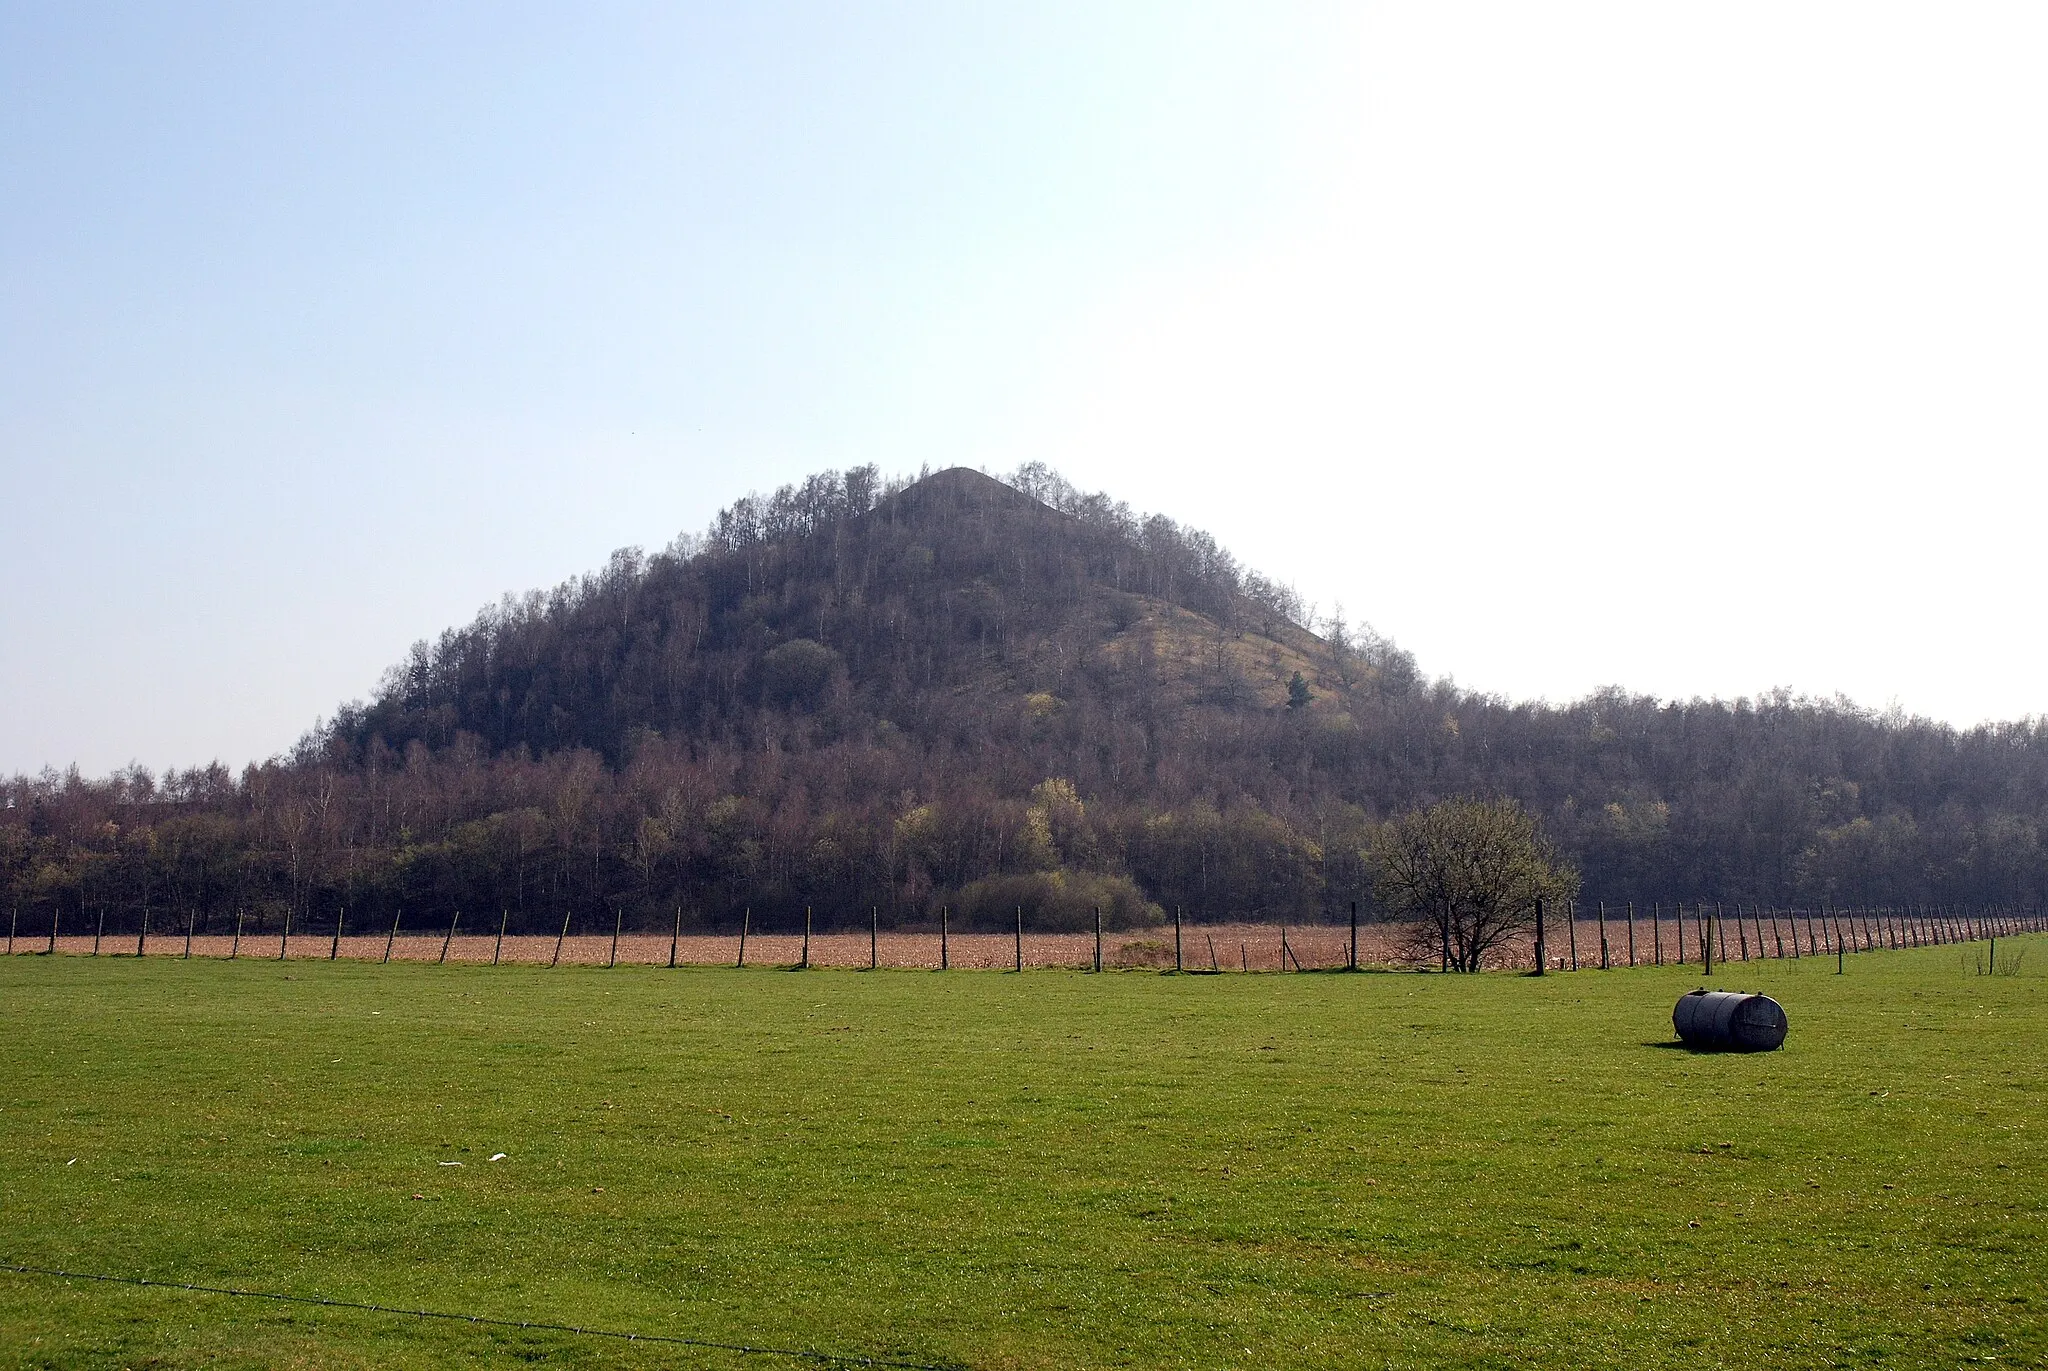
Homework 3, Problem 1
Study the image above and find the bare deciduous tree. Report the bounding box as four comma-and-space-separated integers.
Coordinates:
1371, 799, 1579, 972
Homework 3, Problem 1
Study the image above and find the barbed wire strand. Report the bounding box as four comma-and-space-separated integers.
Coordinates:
0, 1262, 960, 1370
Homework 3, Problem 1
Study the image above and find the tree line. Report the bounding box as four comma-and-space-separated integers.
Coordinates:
5, 464, 2045, 938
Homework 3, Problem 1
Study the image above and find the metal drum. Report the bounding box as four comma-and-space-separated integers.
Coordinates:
1672, 989, 1788, 1051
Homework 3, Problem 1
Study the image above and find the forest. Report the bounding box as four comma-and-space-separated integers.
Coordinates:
5, 463, 2046, 940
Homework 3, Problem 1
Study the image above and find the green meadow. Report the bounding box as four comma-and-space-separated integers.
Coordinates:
1, 939, 2042, 1369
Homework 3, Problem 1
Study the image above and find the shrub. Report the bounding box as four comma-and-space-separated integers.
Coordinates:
946, 869, 1160, 932
757, 639, 841, 709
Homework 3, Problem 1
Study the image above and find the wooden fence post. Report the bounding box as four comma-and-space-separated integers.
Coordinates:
737, 907, 750, 968
330, 907, 342, 961
939, 904, 948, 970
1651, 902, 1661, 965
1014, 905, 1023, 972
1093, 905, 1102, 973
440, 910, 460, 965
608, 907, 621, 968
551, 909, 570, 968
1349, 901, 1358, 971
275, 906, 285, 961
232, 909, 243, 960
383, 909, 400, 964
1596, 902, 1609, 970
1174, 906, 1183, 973
801, 905, 811, 969
93, 908, 105, 956
871, 906, 879, 971
1534, 896, 1546, 974
187, 911, 197, 960
495, 910, 508, 966
669, 906, 681, 969
1567, 899, 1578, 971
1626, 901, 1636, 967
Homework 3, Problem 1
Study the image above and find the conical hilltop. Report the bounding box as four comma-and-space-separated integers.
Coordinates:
342, 464, 1414, 777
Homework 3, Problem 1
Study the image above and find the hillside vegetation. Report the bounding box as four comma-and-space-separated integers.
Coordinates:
4, 464, 2046, 935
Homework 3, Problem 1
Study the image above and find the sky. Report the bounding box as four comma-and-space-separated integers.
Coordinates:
4, 2, 2045, 778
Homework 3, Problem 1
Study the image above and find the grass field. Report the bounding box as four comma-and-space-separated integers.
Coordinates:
2, 939, 2043, 1369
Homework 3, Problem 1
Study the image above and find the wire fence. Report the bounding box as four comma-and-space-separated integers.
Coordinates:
1539, 902, 2045, 974
4, 901, 2040, 972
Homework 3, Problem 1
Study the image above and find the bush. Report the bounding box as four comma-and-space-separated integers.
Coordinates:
946, 869, 1160, 932
757, 639, 841, 709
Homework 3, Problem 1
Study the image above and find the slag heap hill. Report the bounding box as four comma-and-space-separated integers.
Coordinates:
8, 463, 2047, 934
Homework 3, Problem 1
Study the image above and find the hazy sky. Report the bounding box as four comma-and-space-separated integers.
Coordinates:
5, 3, 2044, 777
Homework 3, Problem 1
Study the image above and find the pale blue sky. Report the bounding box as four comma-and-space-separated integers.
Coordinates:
5, 3, 2046, 775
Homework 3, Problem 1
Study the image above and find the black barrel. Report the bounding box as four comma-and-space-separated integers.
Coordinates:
1672, 990, 1788, 1052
